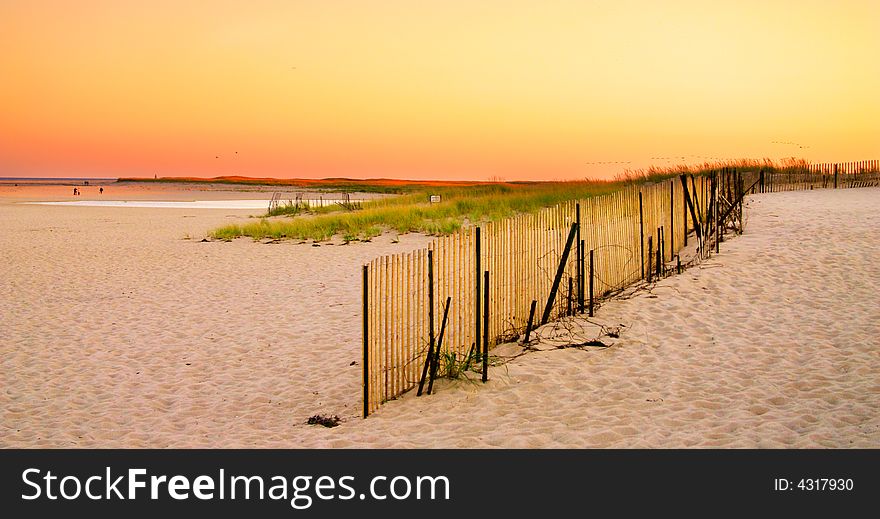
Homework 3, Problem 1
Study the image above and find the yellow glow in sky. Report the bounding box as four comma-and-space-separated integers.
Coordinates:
1, 0, 878, 180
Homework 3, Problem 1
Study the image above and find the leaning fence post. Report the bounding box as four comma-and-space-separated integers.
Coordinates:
680, 175, 702, 243
482, 270, 489, 383
362, 264, 369, 418
523, 300, 537, 344
683, 180, 689, 247
541, 223, 578, 325
417, 249, 435, 396
427, 296, 451, 395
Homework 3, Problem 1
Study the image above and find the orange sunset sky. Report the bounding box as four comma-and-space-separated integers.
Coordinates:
1, 0, 878, 181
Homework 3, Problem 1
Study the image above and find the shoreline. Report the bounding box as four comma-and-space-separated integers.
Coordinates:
0, 182, 394, 204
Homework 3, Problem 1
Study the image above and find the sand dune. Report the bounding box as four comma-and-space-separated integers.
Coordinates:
1, 187, 878, 448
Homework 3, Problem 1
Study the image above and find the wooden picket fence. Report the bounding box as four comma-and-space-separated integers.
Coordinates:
361, 161, 879, 416
744, 160, 880, 193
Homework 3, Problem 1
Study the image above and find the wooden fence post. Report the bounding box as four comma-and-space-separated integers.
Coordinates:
576, 203, 583, 313
588, 249, 594, 317
706, 173, 715, 250
541, 223, 578, 325
567, 277, 573, 316
417, 249, 435, 396
669, 181, 674, 259
475, 226, 481, 358
578, 243, 585, 314
715, 176, 720, 254
696, 174, 705, 238
362, 264, 369, 417
683, 181, 689, 247
647, 236, 653, 283
680, 175, 702, 242
738, 172, 744, 230
427, 296, 451, 395
660, 226, 665, 275
654, 227, 663, 280
482, 270, 489, 383
639, 191, 645, 279
523, 300, 537, 344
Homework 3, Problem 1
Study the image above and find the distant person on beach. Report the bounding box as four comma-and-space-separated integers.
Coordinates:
99, 187, 104, 194
73, 188, 78, 196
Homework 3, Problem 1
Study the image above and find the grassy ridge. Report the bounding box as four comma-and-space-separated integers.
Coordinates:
209, 158, 810, 242
120, 175, 536, 194
211, 180, 633, 241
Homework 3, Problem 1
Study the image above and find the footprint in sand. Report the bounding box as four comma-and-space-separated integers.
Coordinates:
748, 405, 769, 416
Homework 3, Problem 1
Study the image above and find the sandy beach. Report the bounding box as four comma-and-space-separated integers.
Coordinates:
1, 186, 878, 448
0, 180, 390, 202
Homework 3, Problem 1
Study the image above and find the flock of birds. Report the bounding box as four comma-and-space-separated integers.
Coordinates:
209, 135, 810, 172
771, 141, 811, 149
588, 155, 736, 165
588, 144, 812, 167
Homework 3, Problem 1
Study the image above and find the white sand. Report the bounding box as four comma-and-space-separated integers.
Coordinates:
2, 187, 878, 448
0, 181, 390, 202
27, 199, 359, 209
27, 200, 279, 209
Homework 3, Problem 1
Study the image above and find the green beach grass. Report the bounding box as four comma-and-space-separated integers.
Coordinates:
210, 181, 627, 241
209, 158, 810, 242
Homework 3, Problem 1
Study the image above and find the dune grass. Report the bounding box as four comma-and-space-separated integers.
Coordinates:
210, 181, 626, 241
121, 175, 509, 194
209, 158, 810, 242
613, 157, 811, 183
